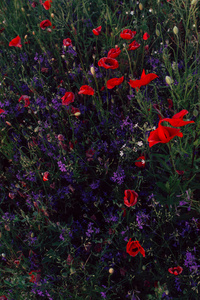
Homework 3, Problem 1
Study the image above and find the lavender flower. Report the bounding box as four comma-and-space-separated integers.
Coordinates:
110, 166, 125, 185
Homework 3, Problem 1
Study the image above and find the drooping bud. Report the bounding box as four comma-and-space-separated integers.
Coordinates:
139, 3, 143, 10
165, 76, 174, 85
173, 26, 179, 35
156, 29, 160, 36
90, 66, 95, 76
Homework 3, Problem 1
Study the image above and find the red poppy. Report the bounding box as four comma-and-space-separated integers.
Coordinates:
128, 40, 141, 51
176, 170, 184, 175
9, 36, 22, 48
145, 44, 149, 53
42, 0, 52, 10
28, 270, 41, 283
168, 266, 183, 275
0, 109, 5, 114
98, 57, 119, 69
161, 110, 195, 127
92, 26, 102, 36
106, 76, 124, 89
43, 171, 49, 181
167, 98, 173, 109
78, 85, 94, 95
63, 38, 72, 47
124, 190, 138, 207
62, 92, 75, 106
120, 29, 136, 40
19, 95, 30, 107
148, 121, 183, 148
135, 156, 145, 168
129, 69, 158, 91
143, 32, 150, 40
126, 239, 145, 257
107, 46, 121, 58
40, 19, 52, 30
71, 106, 81, 117
66, 254, 74, 265
86, 149, 95, 161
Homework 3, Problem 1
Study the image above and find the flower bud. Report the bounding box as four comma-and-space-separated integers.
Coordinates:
51, 13, 54, 18
156, 29, 160, 36
191, 0, 198, 5
139, 3, 143, 10
165, 76, 174, 85
173, 26, 179, 35
90, 66, 95, 76
109, 268, 114, 274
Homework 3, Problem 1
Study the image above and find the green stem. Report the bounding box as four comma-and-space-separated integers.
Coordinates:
168, 142, 176, 174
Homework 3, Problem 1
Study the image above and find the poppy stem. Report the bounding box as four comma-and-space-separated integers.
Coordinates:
168, 142, 176, 174
124, 48, 133, 77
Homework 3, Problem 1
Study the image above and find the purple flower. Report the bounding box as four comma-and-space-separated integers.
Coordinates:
110, 166, 125, 185
90, 180, 100, 189
57, 161, 67, 172
101, 292, 106, 298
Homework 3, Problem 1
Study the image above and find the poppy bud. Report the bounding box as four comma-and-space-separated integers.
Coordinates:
173, 26, 179, 35
90, 66, 95, 76
109, 268, 114, 274
156, 29, 160, 36
139, 3, 143, 10
191, 0, 198, 5
51, 13, 54, 18
165, 76, 174, 85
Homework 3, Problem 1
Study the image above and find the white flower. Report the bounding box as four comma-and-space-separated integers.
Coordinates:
120, 151, 124, 157
137, 141, 143, 147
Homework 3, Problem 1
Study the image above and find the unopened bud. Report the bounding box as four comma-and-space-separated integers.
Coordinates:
173, 26, 179, 35
21, 7, 25, 12
139, 3, 143, 10
32, 31, 35, 35
165, 76, 174, 85
51, 13, 54, 18
74, 111, 81, 117
109, 268, 114, 274
156, 29, 160, 36
24, 35, 28, 39
90, 66, 95, 76
191, 0, 198, 5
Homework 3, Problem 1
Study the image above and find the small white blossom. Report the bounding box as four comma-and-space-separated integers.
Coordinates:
137, 141, 143, 147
